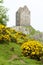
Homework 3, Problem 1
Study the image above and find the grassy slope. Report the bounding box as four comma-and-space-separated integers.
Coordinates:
25, 25, 36, 34
0, 42, 43, 65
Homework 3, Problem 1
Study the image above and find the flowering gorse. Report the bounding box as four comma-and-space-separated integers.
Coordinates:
0, 24, 28, 44
0, 24, 10, 43
21, 40, 43, 60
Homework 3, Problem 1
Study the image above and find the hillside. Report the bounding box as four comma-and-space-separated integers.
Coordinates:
0, 24, 43, 65
0, 42, 43, 65
13, 25, 43, 43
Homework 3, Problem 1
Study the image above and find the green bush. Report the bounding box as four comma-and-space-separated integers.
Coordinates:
11, 32, 28, 44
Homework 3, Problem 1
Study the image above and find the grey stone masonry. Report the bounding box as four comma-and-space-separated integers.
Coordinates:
16, 6, 30, 26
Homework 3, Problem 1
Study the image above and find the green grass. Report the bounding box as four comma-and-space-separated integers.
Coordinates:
0, 42, 43, 65
25, 25, 36, 35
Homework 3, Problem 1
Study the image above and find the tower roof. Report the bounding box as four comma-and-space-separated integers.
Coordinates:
17, 5, 30, 14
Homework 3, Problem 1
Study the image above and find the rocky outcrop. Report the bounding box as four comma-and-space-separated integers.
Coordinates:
12, 26, 43, 43
30, 31, 43, 43
13, 26, 30, 34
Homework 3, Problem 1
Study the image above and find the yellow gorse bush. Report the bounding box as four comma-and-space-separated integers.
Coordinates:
0, 24, 5, 29
0, 24, 11, 43
0, 24, 28, 44
21, 40, 43, 60
11, 32, 28, 44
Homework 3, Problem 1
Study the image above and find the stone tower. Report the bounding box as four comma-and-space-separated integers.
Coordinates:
16, 6, 30, 26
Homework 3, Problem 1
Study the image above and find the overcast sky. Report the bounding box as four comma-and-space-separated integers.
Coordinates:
3, 0, 43, 32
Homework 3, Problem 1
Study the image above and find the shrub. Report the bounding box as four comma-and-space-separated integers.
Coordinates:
21, 40, 43, 60
0, 24, 11, 43
0, 24, 28, 44
11, 32, 28, 44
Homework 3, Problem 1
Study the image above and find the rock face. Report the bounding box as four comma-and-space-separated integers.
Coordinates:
16, 6, 30, 26
13, 26, 30, 34
30, 31, 43, 43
